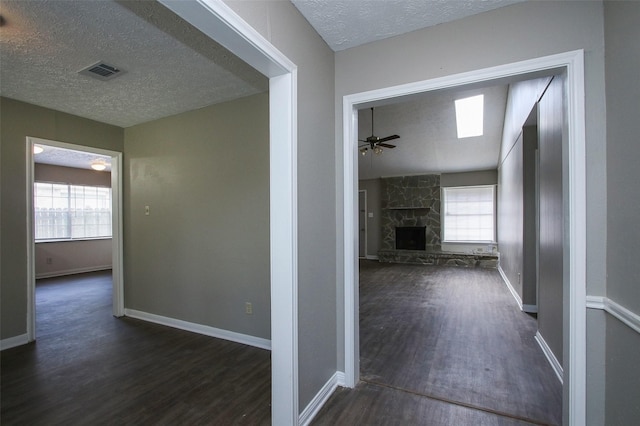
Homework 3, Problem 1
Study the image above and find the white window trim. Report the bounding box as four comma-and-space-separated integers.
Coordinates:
441, 184, 496, 243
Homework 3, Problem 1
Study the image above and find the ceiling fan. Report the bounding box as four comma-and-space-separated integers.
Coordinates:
359, 107, 400, 155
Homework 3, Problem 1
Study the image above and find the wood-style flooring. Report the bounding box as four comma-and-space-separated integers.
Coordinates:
2, 264, 561, 425
312, 261, 562, 425
0, 272, 271, 425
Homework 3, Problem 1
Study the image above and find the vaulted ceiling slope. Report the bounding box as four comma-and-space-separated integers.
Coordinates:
0, 0, 268, 128
358, 84, 508, 180
291, 0, 527, 51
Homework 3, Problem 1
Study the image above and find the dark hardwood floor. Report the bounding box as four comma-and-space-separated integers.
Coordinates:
313, 261, 562, 425
1, 271, 271, 425
2, 264, 561, 425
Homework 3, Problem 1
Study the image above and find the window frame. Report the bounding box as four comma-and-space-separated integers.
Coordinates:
34, 181, 113, 242
441, 184, 497, 243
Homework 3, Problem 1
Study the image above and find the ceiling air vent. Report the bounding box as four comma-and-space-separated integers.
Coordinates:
78, 61, 124, 81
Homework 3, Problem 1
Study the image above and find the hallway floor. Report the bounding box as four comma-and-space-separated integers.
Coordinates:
0, 272, 271, 425
312, 261, 562, 425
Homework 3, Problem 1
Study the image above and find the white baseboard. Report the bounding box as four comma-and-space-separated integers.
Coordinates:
587, 295, 640, 335
0, 333, 29, 351
124, 309, 271, 350
365, 255, 379, 260
299, 371, 342, 426
498, 266, 523, 311
535, 331, 563, 384
36, 265, 112, 279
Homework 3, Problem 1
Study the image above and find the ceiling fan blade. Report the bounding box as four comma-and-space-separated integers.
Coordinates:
378, 134, 400, 143
378, 143, 396, 148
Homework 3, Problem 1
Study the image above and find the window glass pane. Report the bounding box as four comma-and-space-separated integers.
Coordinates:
34, 182, 111, 240
443, 186, 495, 242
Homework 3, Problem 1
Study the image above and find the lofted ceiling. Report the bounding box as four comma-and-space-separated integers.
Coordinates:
358, 85, 508, 180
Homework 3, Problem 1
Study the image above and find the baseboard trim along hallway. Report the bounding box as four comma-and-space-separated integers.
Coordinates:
535, 331, 563, 384
299, 372, 345, 425
124, 309, 271, 350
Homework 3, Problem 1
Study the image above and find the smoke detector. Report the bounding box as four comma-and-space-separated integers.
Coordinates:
78, 61, 125, 81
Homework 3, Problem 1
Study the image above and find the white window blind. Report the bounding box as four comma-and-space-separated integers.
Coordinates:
34, 182, 112, 240
442, 185, 495, 242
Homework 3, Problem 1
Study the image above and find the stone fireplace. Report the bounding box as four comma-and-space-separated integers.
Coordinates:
378, 175, 441, 262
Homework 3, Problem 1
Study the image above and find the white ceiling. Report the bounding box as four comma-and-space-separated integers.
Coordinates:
291, 0, 527, 51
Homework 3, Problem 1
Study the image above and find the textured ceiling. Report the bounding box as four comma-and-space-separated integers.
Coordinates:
34, 144, 113, 172
291, 0, 527, 51
358, 84, 508, 180
0, 0, 268, 128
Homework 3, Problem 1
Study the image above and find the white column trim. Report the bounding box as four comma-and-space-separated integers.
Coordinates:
157, 1, 299, 423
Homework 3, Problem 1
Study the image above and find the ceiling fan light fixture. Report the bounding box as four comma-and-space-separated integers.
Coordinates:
374, 146, 383, 155
360, 148, 368, 156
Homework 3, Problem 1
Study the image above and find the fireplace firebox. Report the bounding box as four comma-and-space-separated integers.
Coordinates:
395, 226, 426, 251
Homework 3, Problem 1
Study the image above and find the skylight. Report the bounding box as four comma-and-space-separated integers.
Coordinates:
455, 94, 484, 138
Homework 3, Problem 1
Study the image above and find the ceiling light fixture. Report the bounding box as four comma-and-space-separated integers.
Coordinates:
33, 145, 44, 154
455, 94, 484, 138
91, 160, 107, 171
373, 146, 383, 155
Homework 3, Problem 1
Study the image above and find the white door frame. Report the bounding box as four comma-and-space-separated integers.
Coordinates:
158, 1, 299, 424
343, 50, 586, 425
26, 137, 125, 341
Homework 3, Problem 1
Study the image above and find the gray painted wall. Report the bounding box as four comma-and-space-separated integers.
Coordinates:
604, 2, 640, 424
222, 0, 338, 411
0, 97, 124, 340
498, 79, 550, 309
537, 74, 565, 366
440, 170, 497, 188
498, 131, 524, 299
123, 93, 271, 340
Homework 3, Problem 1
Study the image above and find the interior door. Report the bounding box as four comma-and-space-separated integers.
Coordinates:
359, 190, 367, 258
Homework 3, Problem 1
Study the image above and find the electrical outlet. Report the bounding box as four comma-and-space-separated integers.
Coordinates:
46, 257, 53, 265
245, 302, 253, 315
145, 205, 150, 216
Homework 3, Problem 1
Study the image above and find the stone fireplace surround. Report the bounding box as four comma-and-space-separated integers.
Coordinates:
378, 174, 497, 268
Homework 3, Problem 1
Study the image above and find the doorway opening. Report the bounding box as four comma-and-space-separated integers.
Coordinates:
344, 50, 586, 423
26, 137, 124, 341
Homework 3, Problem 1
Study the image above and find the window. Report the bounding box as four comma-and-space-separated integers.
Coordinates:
442, 185, 495, 242
34, 182, 112, 240
455, 94, 484, 138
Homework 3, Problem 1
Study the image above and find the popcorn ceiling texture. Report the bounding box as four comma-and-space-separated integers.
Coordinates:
292, 0, 527, 51
0, 0, 268, 128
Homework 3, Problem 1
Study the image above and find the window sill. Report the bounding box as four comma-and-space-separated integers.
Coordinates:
35, 237, 112, 244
